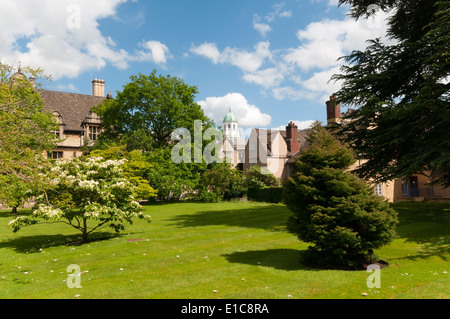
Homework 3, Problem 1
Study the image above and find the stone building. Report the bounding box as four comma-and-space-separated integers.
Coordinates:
37, 79, 111, 160
326, 95, 450, 202
243, 121, 310, 180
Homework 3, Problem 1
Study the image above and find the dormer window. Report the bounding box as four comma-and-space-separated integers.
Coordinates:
52, 129, 60, 139
89, 125, 101, 141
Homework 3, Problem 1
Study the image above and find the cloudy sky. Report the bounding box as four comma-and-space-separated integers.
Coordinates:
0, 0, 391, 130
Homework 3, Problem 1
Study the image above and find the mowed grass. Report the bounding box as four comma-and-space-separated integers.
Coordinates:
0, 201, 448, 299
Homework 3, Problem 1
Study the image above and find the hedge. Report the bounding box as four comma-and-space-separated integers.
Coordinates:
247, 187, 283, 203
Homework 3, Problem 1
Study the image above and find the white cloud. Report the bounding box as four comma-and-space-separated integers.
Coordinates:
243, 67, 285, 89
266, 4, 293, 22
253, 21, 272, 37
198, 93, 272, 128
274, 120, 315, 131
190, 41, 293, 91
135, 41, 172, 65
279, 10, 293, 18
311, 0, 340, 6
301, 66, 342, 95
189, 42, 221, 63
253, 4, 292, 37
272, 87, 303, 101
284, 11, 391, 72
276, 8, 394, 101
0, 0, 170, 79
326, 0, 339, 6
221, 42, 272, 73
190, 41, 272, 74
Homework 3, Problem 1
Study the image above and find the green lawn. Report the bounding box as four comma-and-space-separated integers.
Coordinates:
0, 201, 448, 299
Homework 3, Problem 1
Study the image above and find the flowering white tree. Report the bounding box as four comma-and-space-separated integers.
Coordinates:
8, 157, 151, 242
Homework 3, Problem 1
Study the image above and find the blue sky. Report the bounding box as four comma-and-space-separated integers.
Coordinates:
0, 0, 390, 130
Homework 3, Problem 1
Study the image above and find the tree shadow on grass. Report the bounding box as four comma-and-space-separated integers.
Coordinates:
0, 210, 32, 218
0, 232, 120, 254
391, 202, 450, 261
168, 205, 291, 231
223, 249, 377, 271
223, 249, 325, 272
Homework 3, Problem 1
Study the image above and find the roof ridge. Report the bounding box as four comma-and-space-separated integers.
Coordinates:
37, 89, 105, 99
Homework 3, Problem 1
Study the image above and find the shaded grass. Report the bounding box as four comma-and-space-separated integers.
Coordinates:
0, 201, 448, 299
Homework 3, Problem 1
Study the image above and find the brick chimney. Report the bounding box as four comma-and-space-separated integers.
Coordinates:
92, 79, 105, 97
285, 121, 300, 154
326, 94, 341, 125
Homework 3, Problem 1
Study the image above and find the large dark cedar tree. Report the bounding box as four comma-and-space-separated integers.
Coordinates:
332, 0, 450, 187
283, 122, 398, 269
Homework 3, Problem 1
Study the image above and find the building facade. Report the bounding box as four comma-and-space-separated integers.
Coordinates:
243, 121, 310, 180
326, 95, 450, 202
38, 79, 110, 160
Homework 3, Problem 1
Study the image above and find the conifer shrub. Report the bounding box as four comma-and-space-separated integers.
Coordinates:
283, 122, 398, 269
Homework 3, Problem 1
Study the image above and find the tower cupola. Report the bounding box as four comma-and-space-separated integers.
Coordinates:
223, 108, 239, 139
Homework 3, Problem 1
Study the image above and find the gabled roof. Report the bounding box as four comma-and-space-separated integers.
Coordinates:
248, 127, 311, 157
37, 89, 105, 132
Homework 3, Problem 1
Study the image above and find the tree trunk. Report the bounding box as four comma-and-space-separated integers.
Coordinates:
429, 168, 435, 198
82, 218, 88, 242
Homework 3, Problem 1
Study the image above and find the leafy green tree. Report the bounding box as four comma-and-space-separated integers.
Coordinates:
93, 70, 214, 150
0, 63, 57, 212
199, 163, 246, 201
146, 147, 206, 200
244, 165, 280, 189
8, 157, 151, 242
283, 122, 398, 269
332, 0, 450, 186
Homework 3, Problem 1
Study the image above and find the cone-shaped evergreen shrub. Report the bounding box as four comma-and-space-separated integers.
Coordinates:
283, 122, 398, 269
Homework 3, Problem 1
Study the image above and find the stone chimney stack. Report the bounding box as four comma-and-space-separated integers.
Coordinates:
29, 76, 36, 90
286, 121, 300, 155
326, 94, 341, 125
92, 79, 105, 97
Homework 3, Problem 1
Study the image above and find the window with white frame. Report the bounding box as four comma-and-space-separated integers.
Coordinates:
375, 183, 383, 196
402, 181, 409, 195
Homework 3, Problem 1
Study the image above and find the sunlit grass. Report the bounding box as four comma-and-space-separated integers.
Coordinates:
0, 201, 448, 299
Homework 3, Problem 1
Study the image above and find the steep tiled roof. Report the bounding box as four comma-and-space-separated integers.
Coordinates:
285, 129, 311, 163
37, 89, 105, 132
279, 129, 311, 153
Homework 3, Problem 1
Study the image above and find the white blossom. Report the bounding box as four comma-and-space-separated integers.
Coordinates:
78, 180, 99, 190
33, 205, 63, 220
